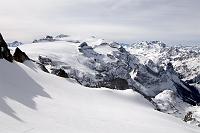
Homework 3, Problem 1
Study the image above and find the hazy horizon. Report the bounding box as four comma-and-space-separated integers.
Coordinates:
1, 0, 200, 46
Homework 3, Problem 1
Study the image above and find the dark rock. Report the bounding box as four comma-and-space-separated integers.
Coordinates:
29, 59, 50, 73
186, 74, 200, 84
184, 112, 194, 122
166, 62, 174, 71
66, 40, 80, 43
109, 42, 121, 48
38, 63, 49, 73
166, 62, 178, 75
51, 69, 69, 78
119, 46, 126, 53
78, 43, 94, 54
99, 43, 108, 46
45, 36, 53, 39
0, 33, 13, 62
110, 78, 129, 90
38, 56, 52, 65
174, 81, 200, 105
78, 42, 90, 53
103, 78, 129, 90
107, 54, 115, 60
56, 34, 69, 38
32, 35, 55, 43
79, 42, 88, 48
13, 47, 30, 63
145, 65, 159, 77
32, 40, 38, 43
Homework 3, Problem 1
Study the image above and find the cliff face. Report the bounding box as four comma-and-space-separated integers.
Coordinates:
13, 47, 30, 63
0, 33, 13, 62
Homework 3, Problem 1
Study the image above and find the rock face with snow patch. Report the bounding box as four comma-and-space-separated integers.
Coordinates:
153, 90, 179, 113
0, 33, 13, 62
51, 68, 69, 78
13, 47, 49, 73
32, 38, 200, 105
33, 36, 55, 43
38, 55, 52, 65
126, 41, 200, 84
8, 41, 23, 47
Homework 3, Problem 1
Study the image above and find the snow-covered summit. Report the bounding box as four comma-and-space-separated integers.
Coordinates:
8, 41, 23, 47
126, 41, 200, 83
131, 41, 166, 49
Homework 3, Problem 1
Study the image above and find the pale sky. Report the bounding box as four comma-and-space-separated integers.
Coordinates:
0, 0, 200, 45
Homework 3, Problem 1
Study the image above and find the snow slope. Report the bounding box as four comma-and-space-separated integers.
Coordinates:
0, 59, 199, 133
15, 36, 200, 126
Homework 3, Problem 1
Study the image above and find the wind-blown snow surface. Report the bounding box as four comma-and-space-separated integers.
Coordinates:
0, 60, 199, 133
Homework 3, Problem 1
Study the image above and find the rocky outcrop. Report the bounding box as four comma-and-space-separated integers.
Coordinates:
33, 36, 55, 43
0, 33, 13, 62
55, 34, 69, 38
103, 78, 129, 90
174, 81, 200, 105
78, 42, 95, 54
39, 55, 52, 65
13, 48, 50, 73
37, 40, 200, 105
13, 47, 30, 63
184, 112, 194, 122
51, 69, 69, 78
186, 74, 200, 84
126, 41, 200, 82
79, 42, 88, 48
35, 39, 200, 107
36, 62, 49, 73
8, 41, 23, 47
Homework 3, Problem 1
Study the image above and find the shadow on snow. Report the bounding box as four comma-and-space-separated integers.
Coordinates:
0, 60, 51, 122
